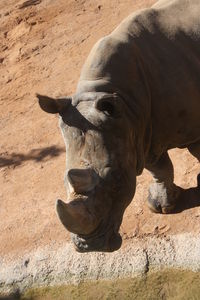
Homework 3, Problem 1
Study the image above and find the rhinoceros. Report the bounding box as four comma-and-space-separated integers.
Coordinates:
37, 0, 200, 252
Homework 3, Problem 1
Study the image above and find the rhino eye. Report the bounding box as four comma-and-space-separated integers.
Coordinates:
101, 101, 115, 115
96, 100, 116, 117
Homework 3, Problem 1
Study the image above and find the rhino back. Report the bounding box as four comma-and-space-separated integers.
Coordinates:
77, 0, 200, 153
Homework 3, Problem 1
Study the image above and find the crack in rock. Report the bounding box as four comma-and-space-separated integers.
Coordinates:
144, 249, 150, 274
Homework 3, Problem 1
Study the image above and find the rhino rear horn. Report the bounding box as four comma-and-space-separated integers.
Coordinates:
67, 168, 99, 194
36, 94, 71, 114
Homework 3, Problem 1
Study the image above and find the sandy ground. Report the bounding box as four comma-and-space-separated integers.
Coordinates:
0, 0, 200, 268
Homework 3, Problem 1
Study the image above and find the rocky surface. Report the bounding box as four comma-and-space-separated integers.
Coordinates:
1, 234, 200, 294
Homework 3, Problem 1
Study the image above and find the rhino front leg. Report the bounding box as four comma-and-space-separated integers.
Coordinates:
146, 152, 180, 214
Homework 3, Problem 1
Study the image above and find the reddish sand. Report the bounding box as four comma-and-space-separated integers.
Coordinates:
0, 0, 200, 259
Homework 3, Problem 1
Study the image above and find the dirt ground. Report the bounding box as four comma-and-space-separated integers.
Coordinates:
0, 0, 200, 260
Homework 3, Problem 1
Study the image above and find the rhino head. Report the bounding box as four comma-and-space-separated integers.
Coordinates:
37, 92, 139, 252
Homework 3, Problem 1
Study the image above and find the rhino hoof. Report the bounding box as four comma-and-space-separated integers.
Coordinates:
147, 199, 175, 214
147, 198, 162, 213
147, 183, 179, 214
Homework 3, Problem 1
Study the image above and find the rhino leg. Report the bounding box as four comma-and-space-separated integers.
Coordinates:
146, 152, 180, 214
188, 141, 200, 188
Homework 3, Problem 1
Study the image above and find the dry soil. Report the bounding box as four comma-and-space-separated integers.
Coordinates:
0, 0, 200, 293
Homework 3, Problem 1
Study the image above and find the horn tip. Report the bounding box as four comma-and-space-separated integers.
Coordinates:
56, 199, 66, 211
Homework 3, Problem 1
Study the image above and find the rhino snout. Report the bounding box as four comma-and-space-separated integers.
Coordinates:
72, 231, 122, 252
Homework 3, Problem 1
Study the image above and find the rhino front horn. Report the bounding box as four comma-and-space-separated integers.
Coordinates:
56, 199, 99, 235
67, 168, 99, 194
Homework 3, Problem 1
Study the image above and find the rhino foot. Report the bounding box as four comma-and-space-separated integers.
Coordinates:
147, 182, 181, 214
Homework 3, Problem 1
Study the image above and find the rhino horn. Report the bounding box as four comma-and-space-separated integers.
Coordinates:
56, 199, 98, 235
67, 168, 99, 194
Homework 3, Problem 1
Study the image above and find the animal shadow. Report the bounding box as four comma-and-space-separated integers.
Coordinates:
174, 182, 200, 213
0, 289, 20, 300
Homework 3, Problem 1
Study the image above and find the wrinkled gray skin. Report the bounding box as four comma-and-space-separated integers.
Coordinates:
37, 0, 200, 252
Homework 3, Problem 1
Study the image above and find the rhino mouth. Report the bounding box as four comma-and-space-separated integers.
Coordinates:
71, 220, 122, 252
56, 198, 122, 252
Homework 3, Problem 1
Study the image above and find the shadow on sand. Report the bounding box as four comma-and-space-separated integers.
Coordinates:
174, 180, 200, 213
0, 145, 65, 168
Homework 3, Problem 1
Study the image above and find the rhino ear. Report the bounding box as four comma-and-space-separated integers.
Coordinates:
36, 94, 71, 114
